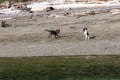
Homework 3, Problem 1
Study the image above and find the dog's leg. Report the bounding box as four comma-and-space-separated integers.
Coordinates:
87, 36, 90, 40
54, 35, 58, 39
86, 35, 89, 40
87, 32, 90, 40
56, 34, 61, 38
48, 33, 52, 38
85, 35, 88, 40
48, 34, 51, 38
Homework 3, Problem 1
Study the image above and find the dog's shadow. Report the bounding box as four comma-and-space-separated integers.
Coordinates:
90, 35, 96, 40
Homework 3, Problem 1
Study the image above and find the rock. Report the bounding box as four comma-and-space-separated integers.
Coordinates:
46, 7, 54, 12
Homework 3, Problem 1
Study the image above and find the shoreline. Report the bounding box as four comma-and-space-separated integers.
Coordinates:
0, 3, 120, 18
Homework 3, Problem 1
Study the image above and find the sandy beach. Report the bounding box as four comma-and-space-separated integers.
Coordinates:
0, 6, 120, 57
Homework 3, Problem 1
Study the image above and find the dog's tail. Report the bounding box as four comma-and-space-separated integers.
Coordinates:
45, 29, 51, 32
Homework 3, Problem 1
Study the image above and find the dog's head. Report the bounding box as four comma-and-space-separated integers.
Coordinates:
55, 29, 60, 34
83, 28, 87, 32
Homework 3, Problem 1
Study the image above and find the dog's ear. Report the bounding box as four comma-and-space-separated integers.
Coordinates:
83, 28, 85, 31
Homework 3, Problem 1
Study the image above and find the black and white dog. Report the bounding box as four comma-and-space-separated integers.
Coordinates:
45, 29, 61, 39
83, 28, 89, 40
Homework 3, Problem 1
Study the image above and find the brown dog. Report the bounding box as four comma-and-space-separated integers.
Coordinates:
45, 29, 61, 39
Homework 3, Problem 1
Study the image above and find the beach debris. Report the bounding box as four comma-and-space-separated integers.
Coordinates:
46, 7, 54, 12
1, 21, 10, 27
